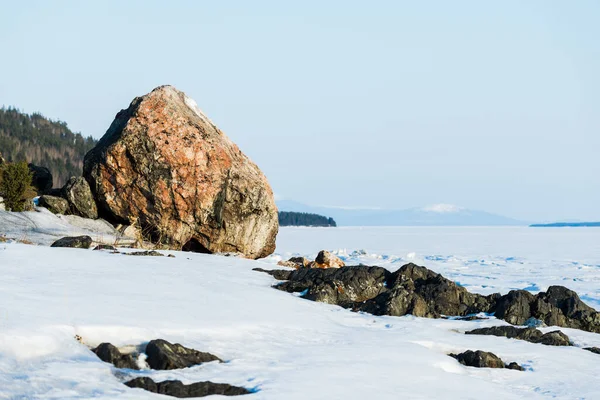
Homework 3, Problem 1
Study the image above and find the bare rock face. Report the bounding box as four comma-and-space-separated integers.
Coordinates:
83, 85, 278, 259
63, 177, 98, 219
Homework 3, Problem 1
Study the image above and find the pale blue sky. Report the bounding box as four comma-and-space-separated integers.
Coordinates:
1, 1, 598, 221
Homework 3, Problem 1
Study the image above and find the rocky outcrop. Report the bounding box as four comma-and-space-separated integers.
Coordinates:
62, 177, 98, 219
466, 326, 571, 346
449, 350, 523, 371
267, 263, 497, 318
83, 85, 278, 259
125, 377, 250, 398
51, 235, 93, 249
256, 263, 600, 333
145, 339, 222, 370
38, 195, 69, 215
28, 163, 53, 194
495, 286, 600, 333
92, 343, 139, 369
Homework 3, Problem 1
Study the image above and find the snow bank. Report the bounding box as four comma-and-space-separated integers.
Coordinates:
0, 208, 134, 246
0, 227, 599, 398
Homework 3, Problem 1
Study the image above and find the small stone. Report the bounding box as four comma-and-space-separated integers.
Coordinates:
312, 250, 345, 269
92, 342, 139, 370
506, 362, 525, 371
51, 235, 93, 249
127, 250, 164, 257
93, 244, 117, 251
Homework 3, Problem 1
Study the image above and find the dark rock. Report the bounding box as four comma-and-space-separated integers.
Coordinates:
93, 244, 117, 251
145, 339, 222, 370
28, 163, 53, 194
449, 350, 523, 371
38, 195, 69, 215
584, 347, 600, 354
449, 350, 505, 368
125, 377, 250, 397
92, 342, 139, 370
536, 330, 572, 346
445, 315, 489, 321
127, 250, 164, 257
83, 85, 278, 259
262, 263, 496, 318
275, 266, 389, 305
494, 286, 600, 333
62, 176, 98, 219
256, 263, 600, 334
506, 362, 525, 371
252, 268, 293, 280
45, 188, 64, 197
51, 235, 93, 249
466, 326, 571, 346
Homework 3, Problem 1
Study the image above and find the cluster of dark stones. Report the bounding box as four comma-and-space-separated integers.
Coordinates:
255, 263, 600, 334
91, 339, 249, 398
36, 175, 98, 219
50, 237, 174, 257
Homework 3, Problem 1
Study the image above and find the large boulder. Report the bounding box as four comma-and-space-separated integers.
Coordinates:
28, 163, 53, 194
83, 85, 278, 259
62, 177, 98, 219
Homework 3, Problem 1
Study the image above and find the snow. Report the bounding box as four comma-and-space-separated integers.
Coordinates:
422, 203, 463, 213
183, 94, 215, 127
1, 226, 599, 399
0, 208, 135, 246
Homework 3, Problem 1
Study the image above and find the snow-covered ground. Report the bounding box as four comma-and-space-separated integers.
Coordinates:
0, 226, 599, 399
0, 209, 134, 247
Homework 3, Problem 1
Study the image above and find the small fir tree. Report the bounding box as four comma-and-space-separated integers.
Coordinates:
0, 161, 36, 212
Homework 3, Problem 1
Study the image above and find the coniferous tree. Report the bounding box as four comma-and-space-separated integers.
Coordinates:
0, 161, 36, 211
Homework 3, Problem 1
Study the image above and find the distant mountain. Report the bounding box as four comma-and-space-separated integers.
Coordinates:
530, 222, 600, 227
276, 200, 526, 226
0, 107, 97, 187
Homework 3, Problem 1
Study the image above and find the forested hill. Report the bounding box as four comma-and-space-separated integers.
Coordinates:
0, 107, 97, 187
278, 211, 337, 227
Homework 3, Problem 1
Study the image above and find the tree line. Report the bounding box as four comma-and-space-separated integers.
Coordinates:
0, 107, 97, 187
278, 211, 337, 227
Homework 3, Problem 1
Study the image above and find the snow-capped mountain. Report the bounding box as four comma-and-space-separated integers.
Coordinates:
276, 201, 525, 226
